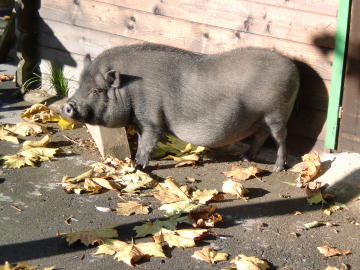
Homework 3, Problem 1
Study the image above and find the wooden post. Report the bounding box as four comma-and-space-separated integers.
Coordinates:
86, 124, 131, 160
337, 0, 360, 152
15, 0, 40, 93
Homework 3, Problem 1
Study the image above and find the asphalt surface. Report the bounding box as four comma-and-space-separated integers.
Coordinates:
0, 82, 359, 270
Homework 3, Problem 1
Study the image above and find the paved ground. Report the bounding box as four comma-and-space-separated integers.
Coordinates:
0, 77, 359, 269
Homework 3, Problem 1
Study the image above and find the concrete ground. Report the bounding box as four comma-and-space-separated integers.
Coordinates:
0, 72, 359, 269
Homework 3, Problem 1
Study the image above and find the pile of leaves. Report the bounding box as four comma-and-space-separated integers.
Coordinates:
59, 157, 267, 267
290, 152, 347, 215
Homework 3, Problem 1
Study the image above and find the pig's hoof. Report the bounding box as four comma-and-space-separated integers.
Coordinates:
272, 164, 285, 172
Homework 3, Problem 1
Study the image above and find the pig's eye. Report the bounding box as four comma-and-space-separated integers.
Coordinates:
90, 88, 104, 96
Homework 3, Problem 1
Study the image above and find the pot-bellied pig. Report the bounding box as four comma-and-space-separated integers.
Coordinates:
61, 44, 299, 172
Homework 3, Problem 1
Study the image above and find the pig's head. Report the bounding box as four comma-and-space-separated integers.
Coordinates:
61, 54, 132, 127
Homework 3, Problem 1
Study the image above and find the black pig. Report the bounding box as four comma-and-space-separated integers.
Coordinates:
61, 44, 299, 172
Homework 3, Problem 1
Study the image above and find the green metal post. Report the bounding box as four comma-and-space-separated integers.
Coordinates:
325, 0, 351, 149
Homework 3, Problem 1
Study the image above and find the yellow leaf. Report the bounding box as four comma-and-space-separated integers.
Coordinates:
116, 201, 149, 216
22, 135, 50, 150
223, 165, 262, 181
1, 154, 36, 168
192, 247, 229, 264
21, 104, 50, 119
159, 200, 200, 215
6, 122, 47, 136
323, 202, 346, 216
191, 189, 222, 204
291, 151, 321, 183
317, 245, 351, 257
152, 228, 207, 248
189, 205, 222, 227
94, 239, 166, 266
83, 178, 103, 194
57, 116, 76, 130
222, 180, 249, 199
60, 228, 118, 246
62, 169, 94, 183
91, 177, 122, 191
0, 261, 55, 270
0, 126, 20, 144
152, 177, 191, 204
231, 254, 270, 270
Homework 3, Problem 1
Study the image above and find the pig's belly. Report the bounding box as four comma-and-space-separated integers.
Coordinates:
171, 123, 258, 148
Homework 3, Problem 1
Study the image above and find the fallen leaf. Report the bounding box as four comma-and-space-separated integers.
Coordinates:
21, 104, 76, 130
230, 254, 270, 270
185, 177, 197, 183
0, 126, 20, 144
116, 201, 149, 216
152, 134, 205, 159
192, 247, 229, 264
292, 211, 302, 215
1, 147, 60, 168
152, 177, 191, 204
222, 180, 249, 199
223, 165, 262, 181
307, 191, 326, 205
191, 189, 222, 204
83, 178, 103, 194
291, 151, 321, 183
0, 261, 55, 270
323, 202, 346, 216
317, 245, 351, 257
189, 205, 222, 227
303, 221, 325, 229
62, 169, 94, 183
324, 264, 349, 270
133, 215, 189, 237
94, 239, 166, 266
91, 177, 122, 191
159, 200, 200, 215
60, 228, 118, 246
152, 228, 208, 248
0, 74, 14, 81
21, 135, 50, 150
6, 122, 47, 136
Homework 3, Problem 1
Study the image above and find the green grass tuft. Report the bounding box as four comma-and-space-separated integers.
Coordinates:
49, 63, 69, 97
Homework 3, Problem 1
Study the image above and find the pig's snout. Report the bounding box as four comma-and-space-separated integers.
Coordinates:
61, 102, 76, 119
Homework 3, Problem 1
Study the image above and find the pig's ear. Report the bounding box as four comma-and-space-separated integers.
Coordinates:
84, 54, 92, 67
105, 70, 121, 88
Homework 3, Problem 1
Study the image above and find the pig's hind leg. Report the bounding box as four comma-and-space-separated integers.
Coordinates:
264, 115, 288, 172
241, 128, 270, 161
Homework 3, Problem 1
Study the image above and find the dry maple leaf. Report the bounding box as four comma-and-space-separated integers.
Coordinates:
60, 228, 118, 246
192, 247, 229, 264
324, 264, 349, 270
0, 74, 14, 81
94, 239, 166, 266
291, 151, 321, 183
116, 201, 149, 216
159, 200, 200, 215
152, 228, 208, 248
230, 254, 270, 270
0, 262, 55, 270
21, 104, 76, 130
317, 245, 351, 257
1, 147, 60, 169
223, 165, 262, 181
189, 205, 222, 227
21, 135, 50, 150
6, 122, 47, 137
152, 177, 191, 204
222, 179, 249, 199
191, 189, 223, 204
0, 126, 20, 144
62, 169, 94, 183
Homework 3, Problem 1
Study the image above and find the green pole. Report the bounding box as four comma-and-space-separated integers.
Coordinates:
325, 0, 351, 149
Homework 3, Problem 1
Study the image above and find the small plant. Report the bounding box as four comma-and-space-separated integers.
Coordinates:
49, 62, 69, 97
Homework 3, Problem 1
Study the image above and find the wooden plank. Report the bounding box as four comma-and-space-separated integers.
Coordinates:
39, 2, 334, 80
99, 0, 338, 17
98, 0, 337, 48
338, 0, 360, 152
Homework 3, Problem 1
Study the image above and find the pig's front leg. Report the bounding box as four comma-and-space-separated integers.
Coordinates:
135, 128, 160, 169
